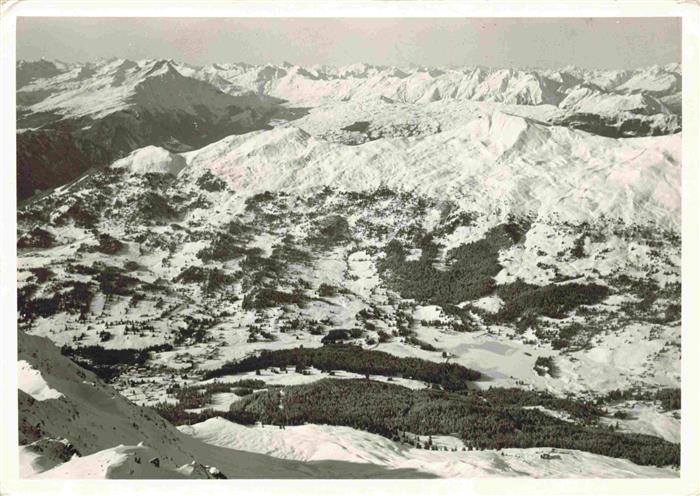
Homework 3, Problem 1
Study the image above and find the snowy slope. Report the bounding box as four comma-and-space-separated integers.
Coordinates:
18, 59, 681, 129
615, 65, 681, 96
181, 417, 678, 478
16, 332, 431, 479
19, 58, 277, 121
559, 86, 671, 117
15, 58, 683, 480
17, 360, 63, 401
30, 445, 190, 479
599, 403, 681, 444
112, 146, 186, 176
16, 58, 282, 201
180, 111, 680, 228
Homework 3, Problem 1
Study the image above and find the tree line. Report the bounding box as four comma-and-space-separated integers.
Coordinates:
227, 378, 679, 468
203, 344, 482, 390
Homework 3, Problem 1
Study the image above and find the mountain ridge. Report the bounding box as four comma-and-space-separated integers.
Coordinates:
174, 110, 681, 229
16, 58, 681, 202
15, 57, 683, 479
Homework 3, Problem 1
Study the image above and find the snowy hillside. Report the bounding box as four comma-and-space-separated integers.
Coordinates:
17, 58, 278, 122
16, 58, 682, 479
19, 59, 681, 128
16, 58, 680, 202
17, 332, 430, 479
180, 111, 680, 228
16, 58, 281, 201
180, 417, 678, 478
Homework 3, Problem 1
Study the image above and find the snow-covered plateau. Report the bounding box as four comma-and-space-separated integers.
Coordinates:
16, 58, 682, 479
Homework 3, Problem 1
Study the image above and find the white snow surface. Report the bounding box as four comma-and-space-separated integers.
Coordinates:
178, 110, 680, 228
559, 86, 669, 116
29, 444, 194, 479
18, 59, 679, 133
112, 146, 186, 176
19, 58, 275, 120
600, 403, 681, 444
17, 360, 63, 401
180, 417, 677, 478
470, 295, 504, 313
18, 445, 43, 478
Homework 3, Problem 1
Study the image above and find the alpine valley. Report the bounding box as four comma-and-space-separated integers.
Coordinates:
16, 58, 681, 479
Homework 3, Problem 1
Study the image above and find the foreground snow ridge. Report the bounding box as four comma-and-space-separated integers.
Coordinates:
15, 56, 682, 480
29, 444, 198, 479
180, 418, 678, 479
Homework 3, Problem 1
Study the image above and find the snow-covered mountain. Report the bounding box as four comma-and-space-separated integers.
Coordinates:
16, 59, 282, 201
16, 58, 682, 479
177, 111, 680, 229
18, 58, 279, 122
177, 60, 681, 136
17, 58, 682, 127
15, 58, 681, 206
177, 60, 680, 108
15, 58, 681, 202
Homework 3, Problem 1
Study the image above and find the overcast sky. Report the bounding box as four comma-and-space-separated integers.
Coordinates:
17, 17, 681, 69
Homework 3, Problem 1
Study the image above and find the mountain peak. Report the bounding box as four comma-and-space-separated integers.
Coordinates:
112, 146, 187, 176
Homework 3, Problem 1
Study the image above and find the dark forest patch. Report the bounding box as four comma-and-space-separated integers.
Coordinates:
227, 379, 678, 468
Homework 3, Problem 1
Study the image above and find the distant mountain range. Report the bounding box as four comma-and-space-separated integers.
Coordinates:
16, 58, 681, 201
16, 58, 682, 479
